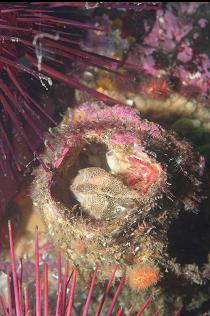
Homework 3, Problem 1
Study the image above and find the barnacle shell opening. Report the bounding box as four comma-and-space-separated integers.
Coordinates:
54, 128, 165, 221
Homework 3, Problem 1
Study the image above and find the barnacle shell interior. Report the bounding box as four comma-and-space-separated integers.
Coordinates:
31, 102, 204, 287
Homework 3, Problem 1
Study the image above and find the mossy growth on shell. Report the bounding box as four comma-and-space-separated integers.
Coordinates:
31, 102, 206, 311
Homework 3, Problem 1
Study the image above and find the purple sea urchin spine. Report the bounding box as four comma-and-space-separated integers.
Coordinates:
0, 3, 121, 217
1, 223, 156, 315
0, 2, 161, 217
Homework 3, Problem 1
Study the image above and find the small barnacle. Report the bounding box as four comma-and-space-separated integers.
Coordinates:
31, 102, 205, 298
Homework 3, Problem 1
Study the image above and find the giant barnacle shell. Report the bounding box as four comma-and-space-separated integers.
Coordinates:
31, 102, 204, 290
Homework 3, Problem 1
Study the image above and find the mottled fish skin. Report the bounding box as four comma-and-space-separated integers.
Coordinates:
70, 167, 139, 219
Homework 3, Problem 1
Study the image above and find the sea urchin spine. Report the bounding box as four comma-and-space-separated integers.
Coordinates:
0, 222, 157, 315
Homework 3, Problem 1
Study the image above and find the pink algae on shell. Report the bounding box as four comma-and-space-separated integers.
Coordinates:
31, 102, 205, 294
111, 133, 138, 145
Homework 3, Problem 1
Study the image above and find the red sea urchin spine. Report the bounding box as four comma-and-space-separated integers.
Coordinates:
0, 2, 127, 217
7, 272, 13, 316
66, 267, 77, 316
43, 263, 48, 316
95, 268, 117, 316
4, 222, 157, 315
82, 264, 99, 316
35, 227, 41, 316
0, 2, 119, 177
106, 275, 126, 316
136, 292, 155, 316
8, 221, 21, 316
0, 2, 163, 217
0, 2, 163, 219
